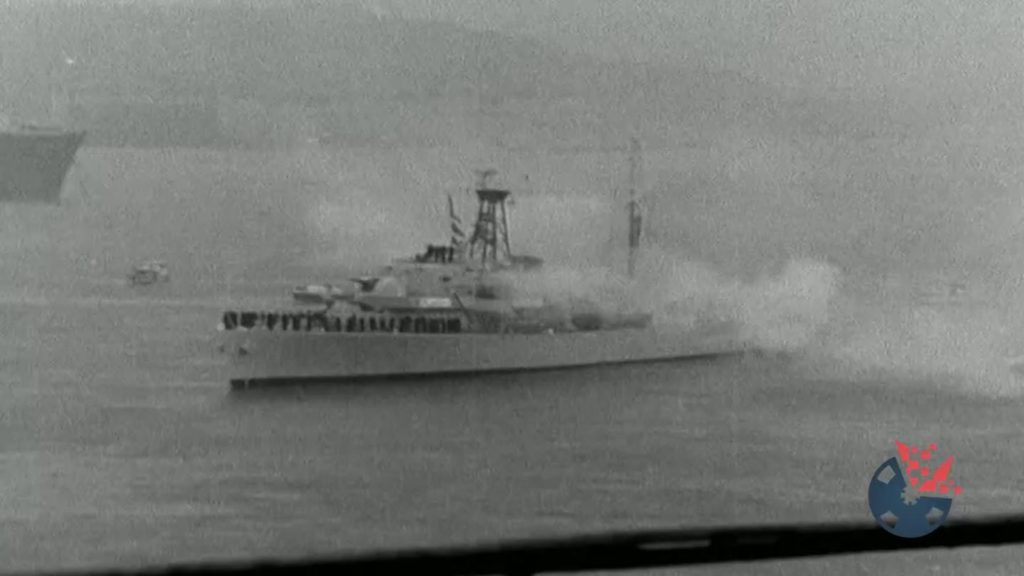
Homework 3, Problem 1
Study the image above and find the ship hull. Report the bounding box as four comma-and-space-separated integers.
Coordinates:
0, 129, 86, 203
220, 323, 751, 388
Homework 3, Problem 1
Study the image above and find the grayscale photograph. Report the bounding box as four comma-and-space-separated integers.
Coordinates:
1, 1, 1022, 574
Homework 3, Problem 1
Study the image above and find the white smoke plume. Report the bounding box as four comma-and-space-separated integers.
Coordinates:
711, 258, 839, 350
500, 237, 1024, 397
799, 289, 1024, 398
497, 248, 840, 352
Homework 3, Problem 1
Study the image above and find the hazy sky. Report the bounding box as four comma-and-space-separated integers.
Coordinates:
5, 0, 1024, 287
366, 0, 1023, 105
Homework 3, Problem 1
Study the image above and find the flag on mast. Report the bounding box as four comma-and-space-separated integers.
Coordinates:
448, 194, 465, 247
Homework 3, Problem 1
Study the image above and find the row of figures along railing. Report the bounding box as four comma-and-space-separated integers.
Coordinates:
416, 244, 459, 264
218, 311, 464, 334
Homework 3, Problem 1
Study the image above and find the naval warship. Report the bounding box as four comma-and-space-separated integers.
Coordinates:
0, 120, 85, 204
217, 153, 751, 389
1, 51, 86, 204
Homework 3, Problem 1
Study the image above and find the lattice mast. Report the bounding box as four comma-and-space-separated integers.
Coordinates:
467, 169, 513, 269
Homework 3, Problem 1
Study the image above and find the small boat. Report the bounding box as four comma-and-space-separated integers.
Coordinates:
916, 282, 969, 306
128, 260, 170, 286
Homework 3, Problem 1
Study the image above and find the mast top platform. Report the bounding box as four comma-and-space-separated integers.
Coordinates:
476, 188, 511, 202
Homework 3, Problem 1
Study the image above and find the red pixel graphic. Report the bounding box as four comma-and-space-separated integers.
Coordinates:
895, 441, 963, 496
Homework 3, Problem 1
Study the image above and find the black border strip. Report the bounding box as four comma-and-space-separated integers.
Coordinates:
24, 515, 1024, 576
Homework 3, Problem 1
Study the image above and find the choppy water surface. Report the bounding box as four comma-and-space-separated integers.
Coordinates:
1, 295, 1024, 575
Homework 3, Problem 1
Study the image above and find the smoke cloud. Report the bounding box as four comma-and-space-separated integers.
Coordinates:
497, 189, 1024, 398
798, 289, 1024, 398
497, 249, 840, 352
